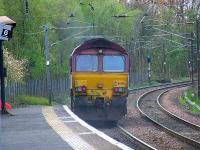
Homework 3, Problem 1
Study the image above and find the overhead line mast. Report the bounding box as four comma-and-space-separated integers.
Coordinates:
196, 18, 200, 99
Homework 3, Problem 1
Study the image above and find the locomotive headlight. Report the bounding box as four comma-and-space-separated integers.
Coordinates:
113, 87, 125, 93
75, 86, 87, 93
98, 49, 103, 54
113, 87, 119, 93
81, 86, 87, 92
118, 87, 123, 92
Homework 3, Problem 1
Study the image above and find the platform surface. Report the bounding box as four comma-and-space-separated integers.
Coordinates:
1, 105, 132, 150
0, 106, 73, 150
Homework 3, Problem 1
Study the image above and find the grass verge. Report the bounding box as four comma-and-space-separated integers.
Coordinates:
179, 88, 200, 114
11, 95, 49, 107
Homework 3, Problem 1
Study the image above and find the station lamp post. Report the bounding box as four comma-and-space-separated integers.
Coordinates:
0, 16, 16, 114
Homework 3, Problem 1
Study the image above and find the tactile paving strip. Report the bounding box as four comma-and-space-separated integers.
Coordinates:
42, 107, 96, 150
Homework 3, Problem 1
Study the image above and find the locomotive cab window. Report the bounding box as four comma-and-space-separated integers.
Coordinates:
76, 55, 98, 71
103, 55, 125, 72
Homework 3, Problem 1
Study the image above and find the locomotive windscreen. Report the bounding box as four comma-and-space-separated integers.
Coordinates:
103, 55, 125, 72
76, 55, 98, 71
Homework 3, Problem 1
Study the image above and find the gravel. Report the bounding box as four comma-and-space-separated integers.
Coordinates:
118, 88, 194, 150
161, 86, 200, 126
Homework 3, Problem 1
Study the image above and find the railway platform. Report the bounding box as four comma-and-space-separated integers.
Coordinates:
1, 105, 132, 150
1, 106, 73, 150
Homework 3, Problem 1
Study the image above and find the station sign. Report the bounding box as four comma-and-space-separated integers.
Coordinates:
0, 16, 16, 41
0, 24, 12, 41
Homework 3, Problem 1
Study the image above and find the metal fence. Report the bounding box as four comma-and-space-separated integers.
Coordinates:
5, 77, 70, 103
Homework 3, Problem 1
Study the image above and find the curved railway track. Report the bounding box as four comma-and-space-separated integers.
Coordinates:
93, 82, 193, 150
137, 82, 200, 148
79, 81, 196, 149
158, 89, 200, 129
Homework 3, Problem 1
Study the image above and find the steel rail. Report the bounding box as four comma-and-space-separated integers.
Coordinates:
112, 81, 193, 150
117, 125, 157, 150
157, 89, 200, 129
129, 80, 193, 93
137, 82, 200, 148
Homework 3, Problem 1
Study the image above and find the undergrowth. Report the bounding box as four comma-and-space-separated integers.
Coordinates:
179, 88, 200, 114
11, 95, 49, 107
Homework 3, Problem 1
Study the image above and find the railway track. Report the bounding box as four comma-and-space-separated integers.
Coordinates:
80, 81, 195, 149
158, 89, 200, 129
90, 122, 156, 150
91, 82, 192, 150
137, 82, 200, 148
117, 125, 157, 150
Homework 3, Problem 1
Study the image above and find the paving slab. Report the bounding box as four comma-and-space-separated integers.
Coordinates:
0, 106, 72, 150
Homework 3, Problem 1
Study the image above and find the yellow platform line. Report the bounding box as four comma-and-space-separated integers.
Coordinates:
42, 107, 96, 150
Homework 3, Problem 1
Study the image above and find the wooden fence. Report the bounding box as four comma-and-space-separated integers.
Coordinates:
5, 77, 70, 103
3, 73, 148, 103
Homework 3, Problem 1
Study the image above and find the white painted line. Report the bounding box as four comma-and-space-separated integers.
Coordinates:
63, 105, 133, 150
79, 132, 95, 135
63, 120, 77, 123
58, 116, 72, 119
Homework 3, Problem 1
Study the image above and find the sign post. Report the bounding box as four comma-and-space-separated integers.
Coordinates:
147, 56, 151, 85
0, 40, 6, 114
0, 16, 16, 114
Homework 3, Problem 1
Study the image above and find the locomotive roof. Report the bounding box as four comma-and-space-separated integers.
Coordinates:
72, 38, 127, 55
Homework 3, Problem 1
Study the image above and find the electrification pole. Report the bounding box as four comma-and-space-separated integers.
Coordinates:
44, 25, 52, 105
196, 19, 200, 99
23, 0, 29, 15
190, 32, 194, 85
141, 21, 144, 83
